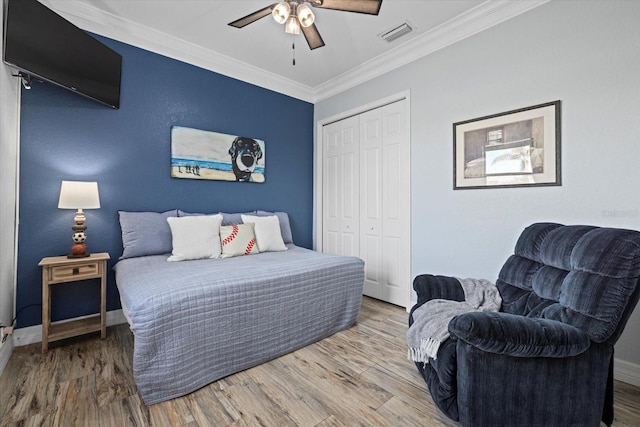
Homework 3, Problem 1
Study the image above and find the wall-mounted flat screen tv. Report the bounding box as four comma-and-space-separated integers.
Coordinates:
3, 0, 122, 109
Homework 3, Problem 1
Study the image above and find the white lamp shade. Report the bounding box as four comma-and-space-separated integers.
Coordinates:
285, 15, 300, 35
272, 2, 290, 24
58, 181, 100, 209
297, 4, 314, 28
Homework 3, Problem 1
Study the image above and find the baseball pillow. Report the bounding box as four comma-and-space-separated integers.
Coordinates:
220, 223, 260, 258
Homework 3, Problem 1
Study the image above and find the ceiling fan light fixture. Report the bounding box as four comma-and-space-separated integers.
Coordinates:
229, 0, 382, 52
272, 2, 291, 24
297, 3, 315, 28
285, 15, 301, 35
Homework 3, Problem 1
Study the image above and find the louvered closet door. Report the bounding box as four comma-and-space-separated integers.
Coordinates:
322, 115, 360, 257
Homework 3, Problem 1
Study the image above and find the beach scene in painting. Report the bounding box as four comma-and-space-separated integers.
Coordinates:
171, 126, 265, 183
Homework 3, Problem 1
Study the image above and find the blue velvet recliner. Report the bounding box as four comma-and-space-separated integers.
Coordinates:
409, 223, 640, 427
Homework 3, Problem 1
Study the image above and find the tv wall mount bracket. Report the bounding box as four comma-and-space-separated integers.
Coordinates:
12, 71, 34, 89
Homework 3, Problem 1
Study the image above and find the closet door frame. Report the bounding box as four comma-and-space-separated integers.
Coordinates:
314, 90, 411, 309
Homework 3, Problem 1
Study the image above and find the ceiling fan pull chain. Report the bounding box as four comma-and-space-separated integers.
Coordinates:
292, 38, 296, 66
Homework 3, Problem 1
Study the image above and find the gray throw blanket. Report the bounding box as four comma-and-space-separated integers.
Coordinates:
407, 278, 502, 363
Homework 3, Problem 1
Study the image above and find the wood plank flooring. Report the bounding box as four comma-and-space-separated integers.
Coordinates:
0, 297, 638, 426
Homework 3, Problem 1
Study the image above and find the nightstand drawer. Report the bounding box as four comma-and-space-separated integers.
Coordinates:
50, 262, 99, 281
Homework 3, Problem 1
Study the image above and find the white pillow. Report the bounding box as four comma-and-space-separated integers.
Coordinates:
241, 214, 287, 253
166, 214, 223, 261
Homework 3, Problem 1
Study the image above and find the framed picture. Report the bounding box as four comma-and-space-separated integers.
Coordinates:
453, 101, 561, 190
171, 126, 265, 183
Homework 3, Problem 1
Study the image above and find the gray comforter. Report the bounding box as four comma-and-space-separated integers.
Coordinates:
114, 244, 364, 404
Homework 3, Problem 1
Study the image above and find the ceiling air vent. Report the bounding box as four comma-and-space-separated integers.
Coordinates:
379, 21, 414, 43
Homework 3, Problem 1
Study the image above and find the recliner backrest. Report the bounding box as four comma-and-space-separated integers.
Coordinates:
497, 222, 640, 344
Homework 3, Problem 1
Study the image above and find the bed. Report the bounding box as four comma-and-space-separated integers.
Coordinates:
114, 210, 364, 405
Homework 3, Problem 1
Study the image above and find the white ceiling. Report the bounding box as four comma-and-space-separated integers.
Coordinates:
41, 0, 548, 102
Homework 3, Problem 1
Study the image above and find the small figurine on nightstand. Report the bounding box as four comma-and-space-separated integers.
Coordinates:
69, 216, 89, 258
57, 181, 100, 258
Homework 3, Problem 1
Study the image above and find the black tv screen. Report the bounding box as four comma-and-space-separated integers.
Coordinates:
3, 0, 122, 108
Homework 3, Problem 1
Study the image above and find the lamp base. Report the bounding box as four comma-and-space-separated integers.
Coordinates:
68, 243, 89, 258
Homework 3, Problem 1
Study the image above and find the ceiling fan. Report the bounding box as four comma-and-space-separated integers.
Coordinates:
228, 0, 383, 50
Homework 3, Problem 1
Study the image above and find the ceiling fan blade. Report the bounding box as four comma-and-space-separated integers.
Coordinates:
228, 3, 278, 28
302, 24, 325, 50
314, 0, 382, 15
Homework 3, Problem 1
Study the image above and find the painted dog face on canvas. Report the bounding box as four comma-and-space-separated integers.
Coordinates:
229, 137, 263, 182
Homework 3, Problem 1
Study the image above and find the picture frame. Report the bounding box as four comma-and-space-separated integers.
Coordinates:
453, 100, 561, 190
171, 126, 265, 183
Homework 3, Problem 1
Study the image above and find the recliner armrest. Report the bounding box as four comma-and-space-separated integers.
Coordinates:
413, 274, 464, 305
410, 275, 465, 327
449, 311, 591, 358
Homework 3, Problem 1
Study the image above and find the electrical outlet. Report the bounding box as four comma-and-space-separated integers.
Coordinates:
0, 324, 13, 344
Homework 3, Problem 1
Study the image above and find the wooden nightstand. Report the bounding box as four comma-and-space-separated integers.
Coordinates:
38, 252, 110, 352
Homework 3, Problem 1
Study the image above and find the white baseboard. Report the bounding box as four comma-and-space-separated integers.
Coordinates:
0, 337, 13, 376
614, 358, 640, 387
13, 309, 128, 347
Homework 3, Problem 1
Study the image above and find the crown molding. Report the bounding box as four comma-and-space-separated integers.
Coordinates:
41, 0, 549, 104
41, 0, 316, 102
313, 0, 550, 102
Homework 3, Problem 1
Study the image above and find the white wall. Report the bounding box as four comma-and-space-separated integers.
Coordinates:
315, 1, 640, 371
0, 0, 20, 375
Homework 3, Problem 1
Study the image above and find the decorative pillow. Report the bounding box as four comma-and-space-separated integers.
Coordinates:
166, 214, 223, 261
241, 214, 287, 253
177, 210, 204, 217
119, 210, 178, 259
219, 211, 256, 226
256, 211, 293, 244
220, 223, 259, 258
178, 211, 257, 225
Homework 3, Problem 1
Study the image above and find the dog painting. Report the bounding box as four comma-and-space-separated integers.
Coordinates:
171, 126, 265, 183
229, 137, 263, 182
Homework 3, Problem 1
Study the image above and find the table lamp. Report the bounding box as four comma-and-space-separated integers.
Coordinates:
58, 180, 100, 258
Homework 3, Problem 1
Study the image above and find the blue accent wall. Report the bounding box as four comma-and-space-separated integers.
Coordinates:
17, 36, 314, 328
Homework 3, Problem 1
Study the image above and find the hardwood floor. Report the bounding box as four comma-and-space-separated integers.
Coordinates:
0, 297, 638, 426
